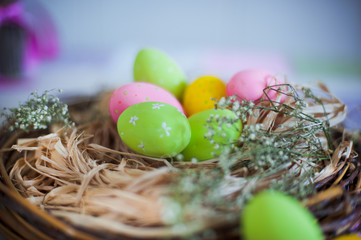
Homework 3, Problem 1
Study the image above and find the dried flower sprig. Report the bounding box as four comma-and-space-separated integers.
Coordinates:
162, 168, 240, 238
163, 169, 226, 224
214, 84, 330, 197
1, 89, 74, 132
269, 171, 316, 199
165, 84, 333, 225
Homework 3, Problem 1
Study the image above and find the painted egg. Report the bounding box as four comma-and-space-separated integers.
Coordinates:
182, 76, 226, 116
181, 109, 242, 161
133, 48, 187, 100
242, 190, 323, 240
109, 82, 184, 123
333, 235, 361, 240
226, 69, 285, 102
117, 102, 191, 158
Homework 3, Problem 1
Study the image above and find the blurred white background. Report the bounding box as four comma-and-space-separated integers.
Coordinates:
0, 0, 360, 127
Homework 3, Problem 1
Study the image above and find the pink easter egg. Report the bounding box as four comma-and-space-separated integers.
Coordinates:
226, 69, 285, 102
264, 73, 286, 101
109, 82, 185, 123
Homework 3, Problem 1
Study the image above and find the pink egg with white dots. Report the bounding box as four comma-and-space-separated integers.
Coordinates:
226, 69, 286, 102
109, 82, 185, 123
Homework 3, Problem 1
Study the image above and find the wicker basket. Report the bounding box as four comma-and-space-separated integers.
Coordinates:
0, 91, 360, 240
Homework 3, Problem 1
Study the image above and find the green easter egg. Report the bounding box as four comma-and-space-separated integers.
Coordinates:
242, 190, 324, 240
134, 48, 187, 100
181, 108, 242, 161
117, 102, 191, 158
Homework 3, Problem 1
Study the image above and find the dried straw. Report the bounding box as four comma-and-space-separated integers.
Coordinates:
4, 83, 360, 239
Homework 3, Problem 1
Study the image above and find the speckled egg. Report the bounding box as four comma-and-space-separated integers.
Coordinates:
134, 48, 187, 100
181, 109, 242, 161
182, 76, 226, 116
226, 69, 285, 102
242, 190, 323, 240
117, 102, 191, 158
109, 82, 184, 123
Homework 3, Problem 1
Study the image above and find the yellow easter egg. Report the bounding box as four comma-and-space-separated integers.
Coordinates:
333, 235, 361, 240
183, 76, 226, 116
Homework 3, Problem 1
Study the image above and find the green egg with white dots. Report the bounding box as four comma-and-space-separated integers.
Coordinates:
117, 102, 191, 158
134, 48, 187, 100
181, 108, 242, 161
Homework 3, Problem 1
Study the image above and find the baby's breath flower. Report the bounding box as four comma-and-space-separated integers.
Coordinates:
1, 89, 74, 132
164, 83, 331, 227
175, 154, 184, 161
211, 83, 329, 194
218, 97, 226, 107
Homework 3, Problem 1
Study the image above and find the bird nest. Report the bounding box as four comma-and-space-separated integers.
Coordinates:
0, 83, 360, 240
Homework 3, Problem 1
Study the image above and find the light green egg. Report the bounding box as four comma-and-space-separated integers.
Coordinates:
133, 48, 187, 100
117, 102, 191, 158
181, 108, 242, 161
242, 190, 324, 240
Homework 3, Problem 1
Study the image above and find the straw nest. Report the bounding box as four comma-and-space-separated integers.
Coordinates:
0, 83, 360, 240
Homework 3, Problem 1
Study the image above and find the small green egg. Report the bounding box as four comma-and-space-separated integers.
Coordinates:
117, 102, 191, 158
242, 190, 324, 240
181, 108, 242, 161
133, 48, 187, 100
